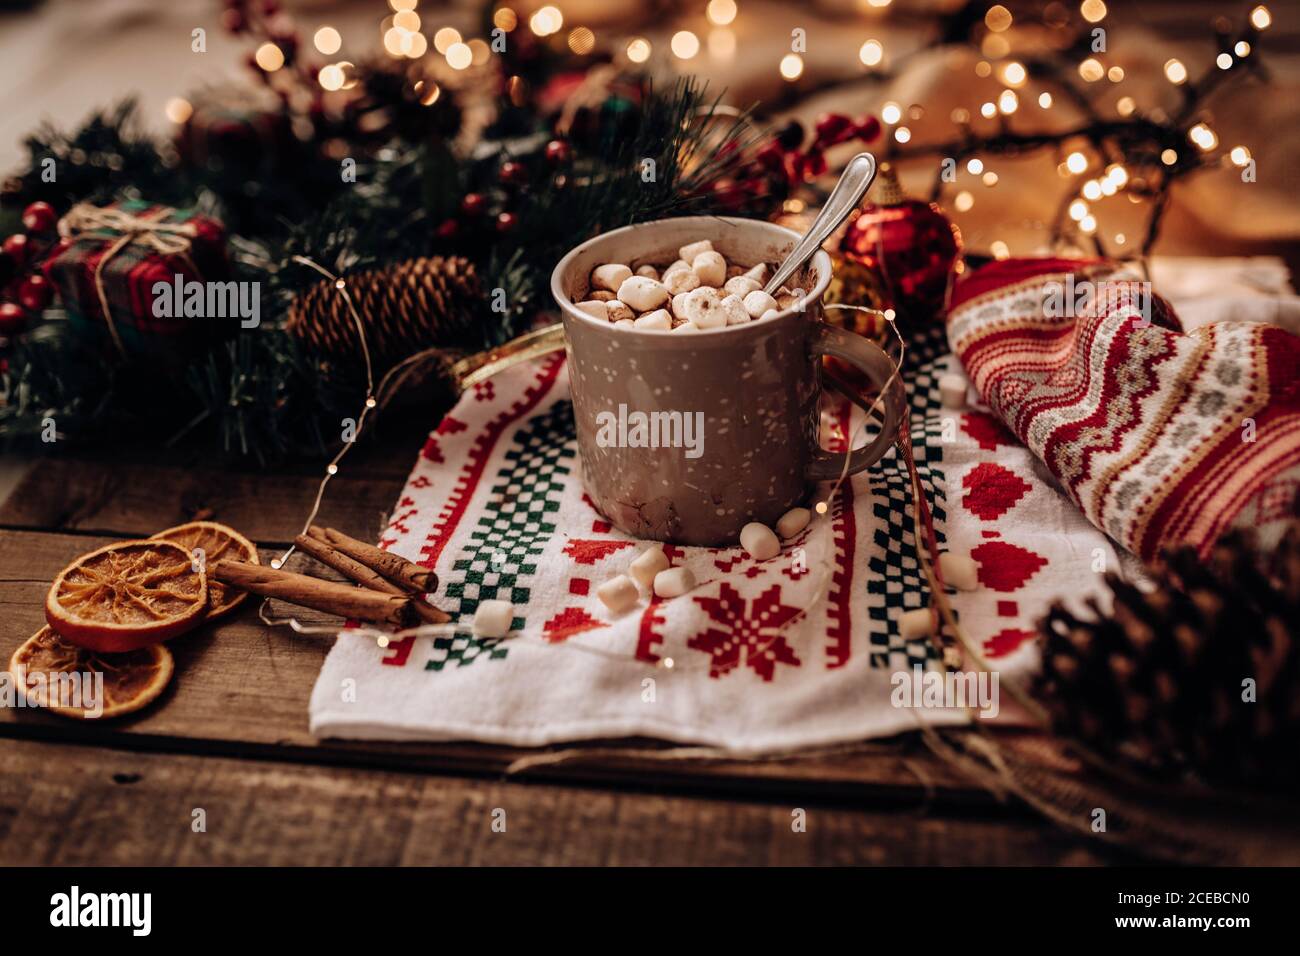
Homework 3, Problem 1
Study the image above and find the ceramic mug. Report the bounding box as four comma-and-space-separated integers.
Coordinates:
550, 215, 904, 546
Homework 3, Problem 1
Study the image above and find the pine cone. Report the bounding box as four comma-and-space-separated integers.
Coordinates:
1036, 511, 1300, 789
286, 256, 482, 367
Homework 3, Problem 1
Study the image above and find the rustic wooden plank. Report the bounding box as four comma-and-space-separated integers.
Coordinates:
0, 528, 989, 804
0, 413, 432, 543
0, 737, 1111, 865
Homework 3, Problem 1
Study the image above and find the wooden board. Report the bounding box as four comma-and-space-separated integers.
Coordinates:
0, 527, 994, 805
0, 738, 1114, 865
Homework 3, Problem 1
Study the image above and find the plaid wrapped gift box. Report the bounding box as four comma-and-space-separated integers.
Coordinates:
42, 199, 230, 358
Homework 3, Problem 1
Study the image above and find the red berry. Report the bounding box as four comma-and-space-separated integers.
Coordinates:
544, 139, 571, 165
460, 192, 487, 216
813, 113, 854, 147
21, 201, 57, 234
0, 302, 28, 335
2, 233, 29, 267
17, 274, 52, 312
499, 161, 527, 185
853, 115, 882, 143
435, 218, 459, 240
754, 140, 786, 172
495, 212, 518, 233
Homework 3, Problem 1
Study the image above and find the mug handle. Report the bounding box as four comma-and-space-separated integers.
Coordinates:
805, 322, 904, 483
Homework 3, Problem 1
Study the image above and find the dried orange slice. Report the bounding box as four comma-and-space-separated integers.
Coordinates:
9, 626, 174, 719
45, 539, 207, 652
151, 520, 259, 619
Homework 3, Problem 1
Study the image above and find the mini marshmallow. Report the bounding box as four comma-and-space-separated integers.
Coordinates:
684, 287, 727, 329
592, 263, 632, 292
776, 507, 811, 539
614, 319, 635, 329
618, 275, 670, 311
760, 309, 780, 321
653, 566, 696, 598
473, 599, 514, 638
744, 263, 768, 284
938, 551, 979, 591
596, 575, 640, 613
672, 321, 699, 333
635, 264, 660, 280
629, 544, 669, 590
692, 250, 727, 287
719, 294, 749, 326
667, 259, 688, 274
898, 607, 934, 641
633, 309, 672, 331
663, 268, 701, 295
739, 521, 780, 560
591, 290, 615, 301
939, 374, 968, 410
671, 292, 691, 319
743, 290, 779, 318
605, 301, 635, 323
575, 300, 606, 318
678, 239, 713, 262
724, 275, 762, 297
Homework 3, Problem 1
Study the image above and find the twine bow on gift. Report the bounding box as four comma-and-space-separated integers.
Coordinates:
59, 203, 200, 357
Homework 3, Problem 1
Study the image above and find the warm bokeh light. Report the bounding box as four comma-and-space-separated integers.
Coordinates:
1107, 66, 1124, 82
392, 10, 420, 32
991, 240, 1010, 259
1216, 53, 1233, 70
893, 125, 911, 143
966, 158, 983, 174
493, 8, 518, 32
984, 5, 1012, 32
707, 0, 738, 26
470, 38, 491, 64
998, 89, 1018, 114
881, 102, 901, 124
318, 64, 346, 91
530, 6, 563, 36
626, 37, 651, 63
1082, 180, 1102, 200
1039, 92, 1053, 108
254, 42, 285, 72
433, 27, 462, 53
568, 27, 595, 55
405, 31, 427, 58
1080, 215, 1097, 234
1066, 151, 1088, 174
1079, 58, 1104, 82
1250, 6, 1271, 30
164, 97, 192, 124
1164, 58, 1187, 84
388, 0, 416, 10
1080, 0, 1107, 24
1116, 95, 1135, 116
780, 54, 804, 80
1001, 61, 1026, 87
954, 190, 974, 212
1189, 123, 1218, 151
1069, 200, 1089, 221
414, 79, 441, 106
446, 41, 473, 70
671, 30, 700, 59
980, 101, 997, 119
859, 39, 883, 67
1161, 148, 1178, 165
314, 27, 342, 56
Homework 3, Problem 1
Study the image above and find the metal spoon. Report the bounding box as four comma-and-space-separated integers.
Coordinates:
764, 152, 878, 296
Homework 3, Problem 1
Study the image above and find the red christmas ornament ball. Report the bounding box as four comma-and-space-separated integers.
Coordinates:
499, 161, 527, 186
495, 212, 518, 233
545, 139, 571, 165
2, 233, 30, 267
839, 174, 961, 322
0, 302, 28, 335
17, 274, 53, 312
460, 192, 487, 217
21, 201, 58, 234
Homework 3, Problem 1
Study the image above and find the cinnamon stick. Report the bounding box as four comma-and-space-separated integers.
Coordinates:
294, 533, 450, 624
212, 560, 419, 627
307, 525, 436, 594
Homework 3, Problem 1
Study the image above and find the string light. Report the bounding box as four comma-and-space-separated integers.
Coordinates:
671, 30, 700, 59
974, 61, 992, 78
966, 158, 984, 174
626, 37, 651, 63
433, 27, 461, 53
707, 0, 738, 26
859, 39, 884, 67
392, 9, 420, 32
1069, 199, 1089, 221
954, 190, 974, 212
1107, 66, 1124, 82
446, 41, 472, 70
1080, 215, 1097, 234
1078, 58, 1105, 82
1235, 40, 1251, 57
319, 63, 346, 91
388, 0, 416, 9
881, 102, 902, 124
567, 27, 595, 55
1116, 95, 1135, 116
1161, 148, 1178, 165
1038, 92, 1053, 108
405, 32, 427, 58
1105, 164, 1128, 187
529, 6, 563, 36
780, 53, 804, 81
997, 89, 1018, 114
1001, 61, 1026, 87
984, 5, 1012, 32
1066, 151, 1088, 174
982, 170, 998, 186
980, 101, 997, 119
164, 98, 192, 124
383, 28, 408, 57
469, 38, 491, 64
1188, 123, 1218, 151
1082, 179, 1102, 200
893, 125, 911, 143
1250, 6, 1271, 30
493, 8, 518, 32
1230, 145, 1252, 166
1164, 58, 1188, 84
1080, 0, 1107, 23
991, 240, 1010, 259
254, 42, 285, 72
314, 26, 342, 55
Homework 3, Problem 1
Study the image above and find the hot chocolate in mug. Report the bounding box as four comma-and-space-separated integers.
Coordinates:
550, 215, 905, 546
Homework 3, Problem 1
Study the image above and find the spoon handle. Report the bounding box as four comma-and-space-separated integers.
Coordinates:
764, 152, 878, 296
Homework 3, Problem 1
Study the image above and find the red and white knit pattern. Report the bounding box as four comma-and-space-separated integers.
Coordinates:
947, 258, 1300, 560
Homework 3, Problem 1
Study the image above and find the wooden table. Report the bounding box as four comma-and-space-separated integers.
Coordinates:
0, 418, 1120, 866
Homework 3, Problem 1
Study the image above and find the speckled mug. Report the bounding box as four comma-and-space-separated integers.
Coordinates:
551, 215, 904, 546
